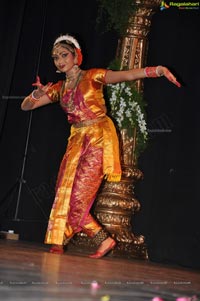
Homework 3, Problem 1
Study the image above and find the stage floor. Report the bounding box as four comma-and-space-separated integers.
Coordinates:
0, 239, 199, 301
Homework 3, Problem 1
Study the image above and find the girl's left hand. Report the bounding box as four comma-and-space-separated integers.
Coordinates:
158, 66, 181, 88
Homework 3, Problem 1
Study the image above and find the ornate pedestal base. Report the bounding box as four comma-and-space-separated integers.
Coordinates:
94, 166, 148, 259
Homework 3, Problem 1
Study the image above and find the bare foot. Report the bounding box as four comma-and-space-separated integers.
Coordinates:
97, 237, 115, 253
50, 244, 64, 254
89, 237, 116, 258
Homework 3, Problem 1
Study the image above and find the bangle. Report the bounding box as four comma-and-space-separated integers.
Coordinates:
28, 91, 40, 104
156, 66, 163, 77
31, 91, 40, 100
144, 66, 162, 78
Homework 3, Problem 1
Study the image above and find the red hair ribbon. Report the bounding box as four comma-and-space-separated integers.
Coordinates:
76, 48, 83, 66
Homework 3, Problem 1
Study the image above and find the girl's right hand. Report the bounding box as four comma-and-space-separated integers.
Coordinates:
32, 76, 53, 98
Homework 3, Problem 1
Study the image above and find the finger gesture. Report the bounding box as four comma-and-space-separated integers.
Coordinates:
161, 67, 181, 88
32, 75, 43, 89
32, 76, 53, 98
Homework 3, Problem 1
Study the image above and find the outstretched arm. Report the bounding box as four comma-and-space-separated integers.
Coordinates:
21, 76, 53, 111
105, 66, 181, 88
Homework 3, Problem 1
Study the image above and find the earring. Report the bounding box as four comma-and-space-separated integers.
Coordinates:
56, 70, 61, 73
73, 64, 79, 70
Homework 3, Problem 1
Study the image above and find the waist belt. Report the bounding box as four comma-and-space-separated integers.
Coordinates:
73, 117, 106, 128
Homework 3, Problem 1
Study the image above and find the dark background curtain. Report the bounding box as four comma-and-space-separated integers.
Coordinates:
0, 0, 199, 269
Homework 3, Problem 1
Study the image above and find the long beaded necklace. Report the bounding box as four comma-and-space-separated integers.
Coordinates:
60, 71, 82, 112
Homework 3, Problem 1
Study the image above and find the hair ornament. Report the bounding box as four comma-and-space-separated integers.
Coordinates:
54, 34, 81, 49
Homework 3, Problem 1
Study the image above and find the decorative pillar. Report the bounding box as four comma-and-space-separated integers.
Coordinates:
117, 0, 161, 91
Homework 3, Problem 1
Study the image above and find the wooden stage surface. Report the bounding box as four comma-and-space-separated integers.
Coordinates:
0, 239, 199, 301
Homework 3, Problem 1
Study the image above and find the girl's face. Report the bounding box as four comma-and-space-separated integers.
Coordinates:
52, 45, 76, 74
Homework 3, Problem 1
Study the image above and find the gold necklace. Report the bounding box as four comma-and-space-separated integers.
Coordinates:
65, 68, 81, 84
65, 75, 76, 84
60, 71, 82, 112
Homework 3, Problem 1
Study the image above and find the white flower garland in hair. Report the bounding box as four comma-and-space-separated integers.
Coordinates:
54, 34, 81, 49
